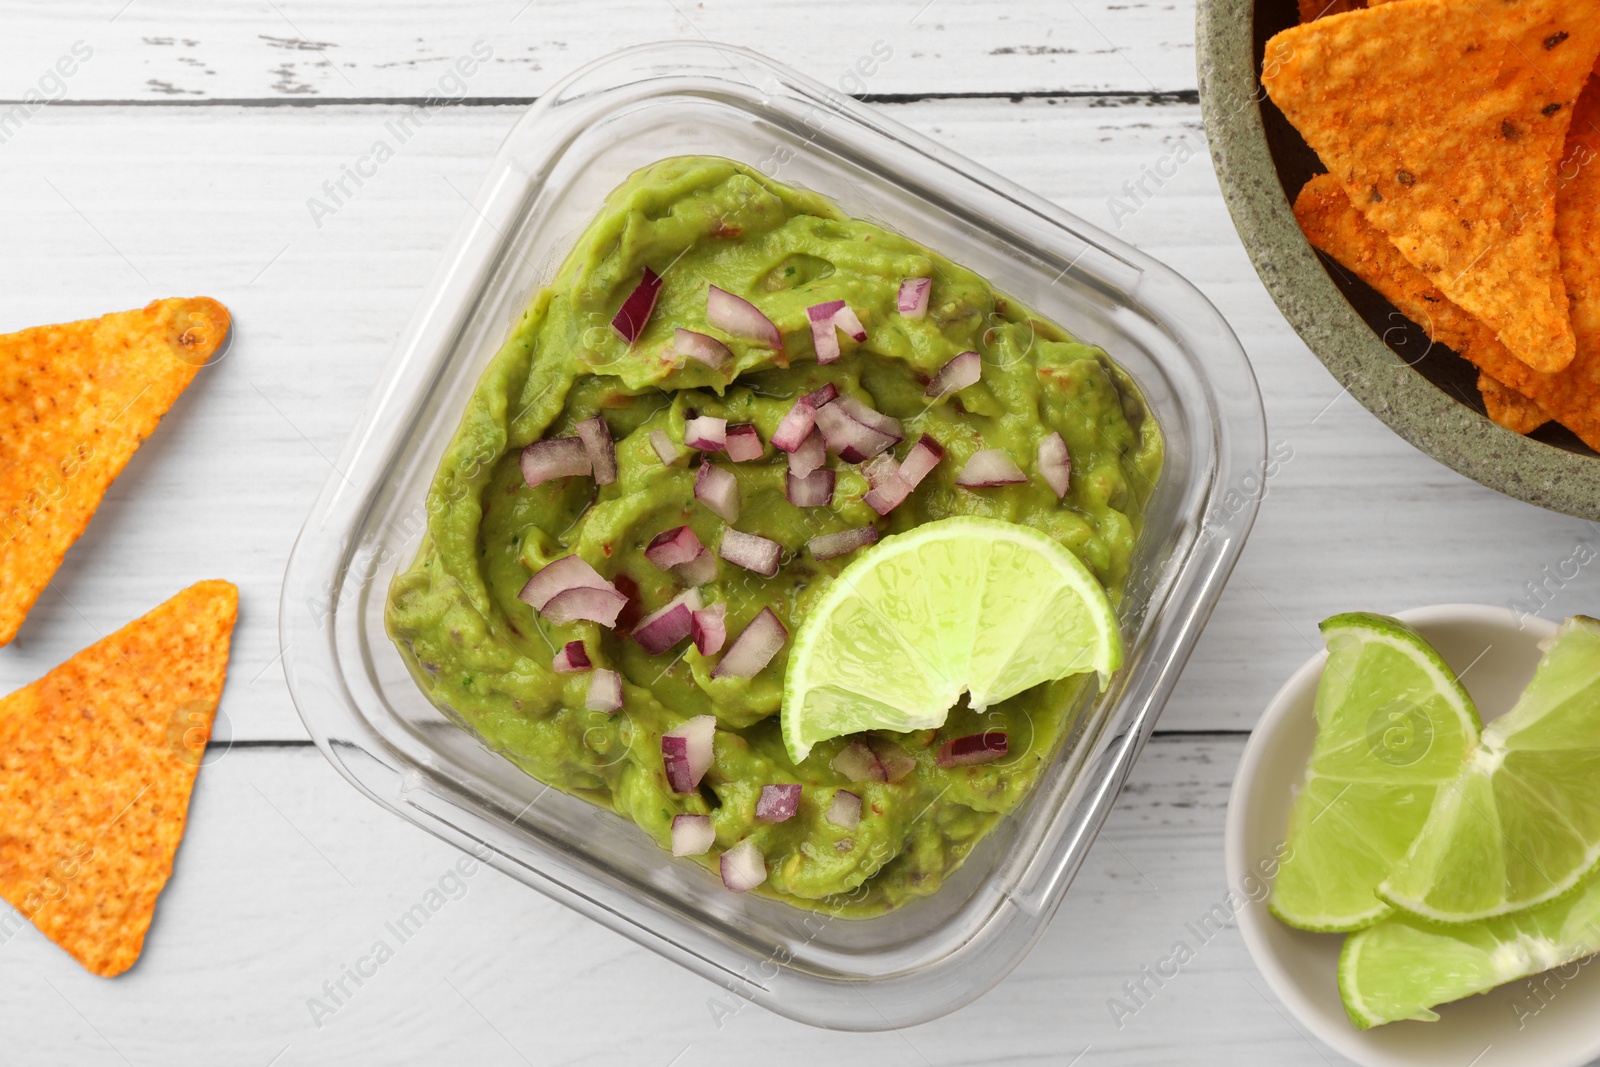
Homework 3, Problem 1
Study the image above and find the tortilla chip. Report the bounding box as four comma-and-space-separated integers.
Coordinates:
1263, 0, 1600, 374
1299, 0, 1365, 22
0, 298, 229, 648
1294, 173, 1600, 449
1478, 373, 1549, 434
1557, 66, 1600, 410
0, 579, 237, 977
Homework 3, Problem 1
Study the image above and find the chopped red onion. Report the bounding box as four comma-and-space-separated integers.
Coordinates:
866, 739, 917, 784
672, 328, 733, 370
645, 526, 705, 572
936, 732, 1008, 767
898, 434, 945, 488
662, 714, 717, 793
585, 668, 624, 713
925, 350, 982, 400
897, 277, 931, 318
1038, 431, 1071, 499
676, 550, 719, 587
684, 415, 727, 452
650, 429, 682, 466
611, 266, 662, 344
863, 475, 912, 516
807, 299, 846, 364
825, 790, 862, 829
719, 839, 767, 892
770, 398, 817, 453
575, 416, 617, 486
706, 285, 781, 350
834, 395, 903, 441
816, 402, 896, 463
520, 437, 591, 488
803, 384, 839, 409
756, 783, 802, 823
632, 590, 702, 655
834, 306, 866, 342
518, 555, 613, 610
551, 641, 591, 673
786, 468, 835, 508
724, 423, 765, 462
832, 740, 886, 783
956, 449, 1028, 488
694, 463, 741, 523
718, 528, 782, 577
808, 525, 879, 560
539, 586, 630, 628
711, 607, 788, 679
691, 601, 728, 656
671, 813, 715, 857
787, 429, 825, 478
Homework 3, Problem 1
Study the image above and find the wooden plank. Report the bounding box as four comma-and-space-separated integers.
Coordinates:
0, 99, 1589, 745
0, 738, 1332, 1065
0, 0, 1200, 104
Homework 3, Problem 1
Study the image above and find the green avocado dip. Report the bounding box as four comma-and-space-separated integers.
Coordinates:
386, 156, 1163, 915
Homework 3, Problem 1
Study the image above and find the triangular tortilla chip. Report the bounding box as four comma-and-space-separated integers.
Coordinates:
1477, 372, 1549, 434
1557, 65, 1600, 397
1264, 0, 1600, 374
1293, 172, 1600, 449
0, 298, 229, 647
0, 579, 238, 977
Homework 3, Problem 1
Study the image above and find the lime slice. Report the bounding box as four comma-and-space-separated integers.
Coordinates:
1380, 616, 1600, 923
1340, 871, 1600, 1028
1269, 614, 1480, 932
781, 516, 1121, 765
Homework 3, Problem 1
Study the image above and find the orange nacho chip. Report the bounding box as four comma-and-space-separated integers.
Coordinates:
0, 298, 230, 647
1478, 373, 1549, 434
0, 579, 238, 977
1263, 0, 1600, 374
1294, 173, 1600, 449
1557, 65, 1600, 405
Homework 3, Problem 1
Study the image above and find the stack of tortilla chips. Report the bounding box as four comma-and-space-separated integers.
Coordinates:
1265, 0, 1600, 449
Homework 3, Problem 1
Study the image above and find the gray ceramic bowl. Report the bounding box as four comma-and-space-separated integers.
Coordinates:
1198, 0, 1600, 519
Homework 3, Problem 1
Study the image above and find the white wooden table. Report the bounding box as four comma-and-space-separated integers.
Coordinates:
3, 4, 1596, 1064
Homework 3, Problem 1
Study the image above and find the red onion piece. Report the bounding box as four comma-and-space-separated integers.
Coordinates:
711, 607, 788, 679
825, 790, 862, 829
671, 813, 715, 857
672, 328, 732, 370
719, 839, 767, 892
518, 555, 614, 610
808, 525, 879, 560
718, 528, 782, 577
863, 475, 912, 516
787, 429, 826, 478
807, 300, 846, 364
691, 601, 727, 656
675, 550, 719, 587
924, 350, 982, 400
662, 714, 717, 793
898, 434, 945, 489
520, 437, 591, 488
539, 586, 629, 627
866, 739, 917, 783
832, 740, 886, 783
585, 668, 624, 713
724, 423, 765, 463
861, 453, 898, 488
803, 384, 839, 409
650, 429, 682, 466
897, 277, 931, 318
1038, 431, 1071, 499
706, 285, 781, 350
816, 402, 896, 463
551, 641, 591, 673
645, 526, 705, 572
833, 305, 867, 342
936, 732, 1008, 768
756, 783, 802, 823
632, 590, 701, 655
694, 463, 741, 523
684, 415, 727, 452
835, 395, 903, 441
611, 266, 662, 344
770, 398, 816, 453
786, 468, 835, 508
575, 416, 617, 486
956, 449, 1029, 488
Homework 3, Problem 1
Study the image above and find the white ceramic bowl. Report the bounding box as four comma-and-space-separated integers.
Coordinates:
1224, 604, 1600, 1067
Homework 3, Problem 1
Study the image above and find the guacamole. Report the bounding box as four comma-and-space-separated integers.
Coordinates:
387, 156, 1162, 914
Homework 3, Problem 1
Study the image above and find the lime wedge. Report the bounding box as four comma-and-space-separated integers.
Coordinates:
1269, 614, 1480, 932
1340, 872, 1600, 1029
1380, 616, 1600, 923
781, 516, 1121, 765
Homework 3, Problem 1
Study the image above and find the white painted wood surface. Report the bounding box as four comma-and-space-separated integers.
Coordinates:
3, 4, 1598, 1064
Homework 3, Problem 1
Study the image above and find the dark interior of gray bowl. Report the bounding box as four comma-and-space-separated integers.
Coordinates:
1251, 0, 1594, 457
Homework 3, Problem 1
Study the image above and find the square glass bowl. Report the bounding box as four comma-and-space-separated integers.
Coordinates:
281, 42, 1265, 1030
